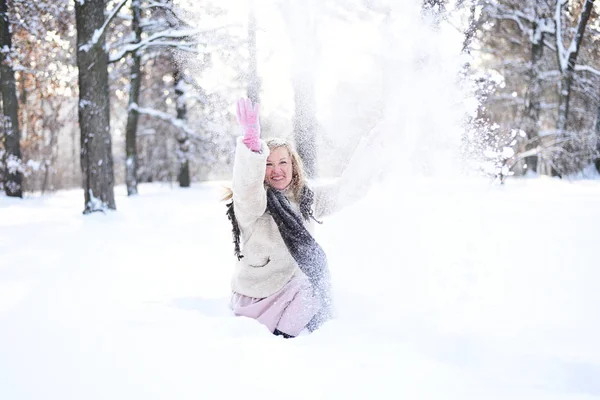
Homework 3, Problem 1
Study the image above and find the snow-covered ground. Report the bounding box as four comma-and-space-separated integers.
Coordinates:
1, 179, 599, 399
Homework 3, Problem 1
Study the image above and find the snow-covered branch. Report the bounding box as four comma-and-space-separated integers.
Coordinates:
141, 19, 169, 30
486, 9, 528, 35
508, 142, 568, 171
529, 21, 555, 44
142, 1, 173, 10
575, 64, 600, 77
543, 38, 557, 53
141, 41, 200, 53
555, 0, 594, 72
109, 28, 208, 62
79, 0, 130, 53
486, 3, 554, 44
554, 0, 568, 66
102, 0, 130, 33
130, 104, 208, 142
495, 4, 533, 24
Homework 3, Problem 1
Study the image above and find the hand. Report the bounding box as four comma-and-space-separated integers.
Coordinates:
236, 98, 261, 152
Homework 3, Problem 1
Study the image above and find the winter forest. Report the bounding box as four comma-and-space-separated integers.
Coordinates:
2, 0, 600, 399
0, 0, 598, 203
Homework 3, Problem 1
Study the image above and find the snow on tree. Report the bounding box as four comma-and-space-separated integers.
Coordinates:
469, 0, 600, 177
108, 0, 235, 190
75, 0, 120, 213
0, 0, 23, 197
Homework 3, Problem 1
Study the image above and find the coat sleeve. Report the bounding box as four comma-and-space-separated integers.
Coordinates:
232, 137, 269, 227
312, 132, 384, 220
312, 175, 369, 220
312, 180, 341, 220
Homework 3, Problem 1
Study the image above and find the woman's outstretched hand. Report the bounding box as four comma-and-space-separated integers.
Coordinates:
236, 98, 261, 152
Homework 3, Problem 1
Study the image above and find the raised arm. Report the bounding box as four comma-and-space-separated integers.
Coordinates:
312, 128, 384, 219
232, 137, 268, 226
312, 180, 340, 220
231, 98, 268, 227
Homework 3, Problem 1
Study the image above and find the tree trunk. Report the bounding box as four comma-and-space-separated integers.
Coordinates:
557, 71, 574, 135
174, 67, 190, 188
522, 21, 544, 174
0, 0, 23, 198
247, 0, 260, 104
75, 0, 116, 213
41, 128, 58, 194
556, 0, 594, 135
595, 102, 600, 173
125, 0, 142, 196
41, 98, 59, 194
19, 70, 27, 140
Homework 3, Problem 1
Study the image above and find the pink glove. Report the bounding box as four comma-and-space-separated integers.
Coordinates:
236, 98, 261, 152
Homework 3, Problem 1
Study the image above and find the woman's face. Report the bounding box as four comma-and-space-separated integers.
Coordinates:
265, 146, 293, 190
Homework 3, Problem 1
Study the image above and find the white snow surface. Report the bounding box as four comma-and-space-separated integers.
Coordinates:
1, 179, 600, 399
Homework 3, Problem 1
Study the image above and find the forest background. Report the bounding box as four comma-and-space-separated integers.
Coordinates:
1, 0, 599, 213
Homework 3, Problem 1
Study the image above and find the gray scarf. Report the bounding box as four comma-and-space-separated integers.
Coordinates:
265, 187, 332, 331
226, 186, 333, 331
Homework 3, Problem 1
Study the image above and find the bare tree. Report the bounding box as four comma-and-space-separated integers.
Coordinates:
473, 0, 599, 176
0, 0, 22, 197
521, 3, 553, 174
2, 1, 77, 193
478, 1, 556, 174
554, 0, 595, 134
0, 0, 248, 194
124, 0, 143, 196
110, 0, 224, 189
75, 0, 125, 213
173, 64, 190, 187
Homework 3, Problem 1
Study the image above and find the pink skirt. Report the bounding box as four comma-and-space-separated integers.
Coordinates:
230, 275, 320, 337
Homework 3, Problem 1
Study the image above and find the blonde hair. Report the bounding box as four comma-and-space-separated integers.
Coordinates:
221, 138, 307, 202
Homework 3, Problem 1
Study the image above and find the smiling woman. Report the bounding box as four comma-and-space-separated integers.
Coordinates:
223, 97, 386, 338
225, 98, 334, 338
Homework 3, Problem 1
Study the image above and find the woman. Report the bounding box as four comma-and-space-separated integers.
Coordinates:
226, 98, 376, 338
224, 97, 339, 338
